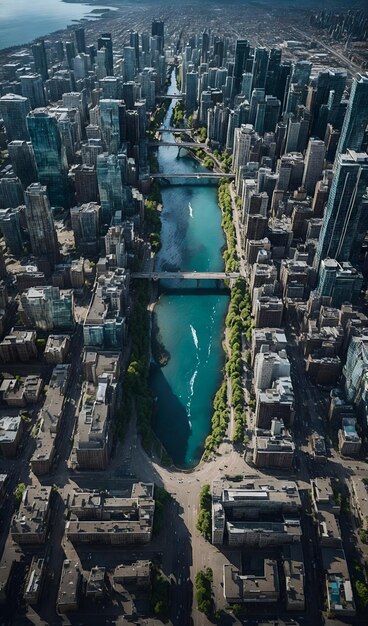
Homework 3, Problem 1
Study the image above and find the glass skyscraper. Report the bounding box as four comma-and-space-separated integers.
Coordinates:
24, 183, 60, 263
315, 151, 368, 267
336, 73, 368, 156
27, 109, 70, 208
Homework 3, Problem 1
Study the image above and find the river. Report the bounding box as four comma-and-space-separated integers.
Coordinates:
150, 70, 229, 468
0, 0, 115, 50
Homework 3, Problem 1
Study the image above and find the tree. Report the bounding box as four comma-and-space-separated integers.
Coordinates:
14, 482, 25, 502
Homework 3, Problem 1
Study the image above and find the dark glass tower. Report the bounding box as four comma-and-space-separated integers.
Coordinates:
337, 73, 368, 157
234, 39, 250, 94
31, 40, 49, 81
151, 20, 164, 54
315, 151, 368, 267
98, 34, 114, 76
75, 27, 86, 54
252, 47, 269, 91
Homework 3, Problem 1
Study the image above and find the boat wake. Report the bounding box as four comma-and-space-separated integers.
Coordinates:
190, 324, 199, 349
188, 202, 193, 218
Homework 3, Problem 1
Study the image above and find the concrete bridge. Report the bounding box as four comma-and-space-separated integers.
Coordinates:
131, 271, 240, 287
150, 172, 234, 179
155, 94, 185, 99
148, 141, 206, 148
158, 127, 193, 133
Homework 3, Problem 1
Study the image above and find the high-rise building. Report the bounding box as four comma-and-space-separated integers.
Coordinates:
20, 74, 46, 109
31, 40, 48, 81
336, 73, 368, 157
0, 177, 24, 209
0, 207, 24, 255
21, 286, 74, 330
99, 99, 125, 153
24, 183, 59, 263
234, 40, 250, 94
27, 109, 70, 208
302, 138, 325, 196
74, 164, 98, 204
252, 47, 269, 90
70, 202, 100, 254
316, 151, 368, 267
8, 141, 38, 188
201, 31, 209, 62
75, 27, 86, 54
129, 31, 140, 70
0, 94, 30, 142
65, 41, 76, 69
151, 20, 164, 54
185, 72, 198, 115
123, 47, 136, 83
317, 259, 363, 307
98, 34, 113, 76
97, 154, 124, 223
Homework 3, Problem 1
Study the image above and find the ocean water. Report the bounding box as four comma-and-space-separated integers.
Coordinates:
0, 0, 114, 50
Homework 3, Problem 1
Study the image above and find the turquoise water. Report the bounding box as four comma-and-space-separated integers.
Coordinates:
150, 70, 229, 467
0, 0, 115, 50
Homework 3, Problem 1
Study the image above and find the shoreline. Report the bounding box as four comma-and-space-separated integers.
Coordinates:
0, 4, 119, 55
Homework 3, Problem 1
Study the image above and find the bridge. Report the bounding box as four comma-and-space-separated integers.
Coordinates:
148, 141, 206, 148
158, 127, 193, 133
155, 94, 185, 99
130, 271, 240, 287
150, 172, 234, 179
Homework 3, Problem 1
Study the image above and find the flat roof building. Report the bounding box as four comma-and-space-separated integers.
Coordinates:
0, 414, 23, 457
11, 485, 52, 544
23, 557, 45, 605
350, 477, 368, 531
56, 560, 81, 613
67, 483, 154, 545
31, 364, 70, 475
223, 560, 279, 604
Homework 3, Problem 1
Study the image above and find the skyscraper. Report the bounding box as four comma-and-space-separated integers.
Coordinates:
185, 72, 198, 115
0, 94, 30, 142
0, 207, 24, 255
302, 138, 325, 196
151, 20, 164, 54
20, 74, 46, 109
315, 151, 368, 267
24, 183, 59, 263
123, 47, 136, 83
97, 153, 124, 223
31, 40, 49, 81
75, 27, 86, 54
99, 99, 125, 153
129, 31, 140, 71
27, 109, 70, 208
336, 73, 368, 156
252, 47, 269, 91
0, 177, 24, 209
8, 140, 38, 188
234, 40, 250, 94
98, 34, 113, 76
